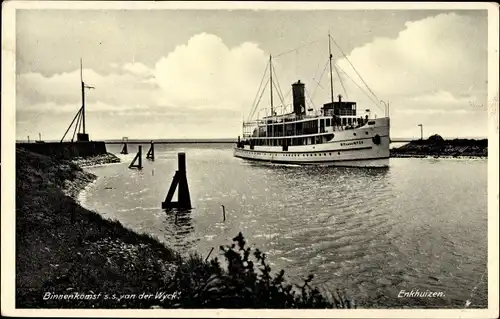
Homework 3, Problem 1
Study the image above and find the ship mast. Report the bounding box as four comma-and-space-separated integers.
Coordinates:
269, 55, 274, 116
328, 32, 334, 108
269, 54, 274, 143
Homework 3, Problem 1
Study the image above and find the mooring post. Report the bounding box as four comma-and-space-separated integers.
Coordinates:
177, 152, 191, 208
162, 152, 192, 209
128, 145, 143, 169
146, 141, 155, 160
138, 145, 142, 168
121, 142, 128, 154
221, 205, 226, 222
121, 137, 129, 154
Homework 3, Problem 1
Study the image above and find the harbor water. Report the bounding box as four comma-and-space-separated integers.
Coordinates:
79, 143, 488, 308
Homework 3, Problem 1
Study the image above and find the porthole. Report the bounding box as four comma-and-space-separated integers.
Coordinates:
329, 153, 332, 155
353, 133, 356, 136
365, 131, 369, 135
338, 152, 341, 155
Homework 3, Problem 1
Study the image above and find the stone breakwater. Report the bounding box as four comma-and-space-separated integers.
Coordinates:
71, 152, 121, 167
390, 136, 487, 158
62, 153, 121, 198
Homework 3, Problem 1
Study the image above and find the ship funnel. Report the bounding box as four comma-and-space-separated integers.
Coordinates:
292, 80, 306, 115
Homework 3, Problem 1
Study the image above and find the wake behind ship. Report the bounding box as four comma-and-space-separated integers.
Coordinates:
233, 34, 391, 168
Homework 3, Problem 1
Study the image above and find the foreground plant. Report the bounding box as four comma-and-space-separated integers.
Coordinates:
171, 232, 354, 309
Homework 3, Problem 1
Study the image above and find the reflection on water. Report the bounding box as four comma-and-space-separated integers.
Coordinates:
81, 144, 488, 308
163, 208, 196, 250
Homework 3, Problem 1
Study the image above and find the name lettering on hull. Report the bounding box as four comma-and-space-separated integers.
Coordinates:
341, 141, 364, 147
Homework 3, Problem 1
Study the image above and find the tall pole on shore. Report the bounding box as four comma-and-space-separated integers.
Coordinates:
418, 124, 423, 140
81, 58, 85, 135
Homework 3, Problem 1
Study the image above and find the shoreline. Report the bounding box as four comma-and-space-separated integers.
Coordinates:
16, 148, 345, 309
390, 154, 488, 160
389, 136, 487, 159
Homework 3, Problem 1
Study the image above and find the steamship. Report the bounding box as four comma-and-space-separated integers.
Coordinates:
233, 34, 390, 168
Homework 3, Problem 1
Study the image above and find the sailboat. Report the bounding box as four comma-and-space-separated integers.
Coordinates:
233, 34, 390, 168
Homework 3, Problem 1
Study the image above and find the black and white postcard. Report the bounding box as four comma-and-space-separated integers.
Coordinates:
2, 1, 498, 318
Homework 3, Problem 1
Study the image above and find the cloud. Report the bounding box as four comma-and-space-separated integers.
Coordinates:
16, 33, 269, 139
153, 33, 268, 112
122, 62, 153, 77
17, 33, 267, 116
17, 101, 151, 114
327, 12, 488, 138
17, 68, 161, 113
15, 16, 489, 140
335, 12, 487, 107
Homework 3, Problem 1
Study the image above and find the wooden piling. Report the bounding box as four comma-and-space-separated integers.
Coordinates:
205, 247, 215, 262
221, 205, 226, 222
146, 141, 155, 160
162, 152, 192, 209
128, 145, 143, 169
121, 137, 129, 154
120, 143, 128, 154
138, 146, 142, 168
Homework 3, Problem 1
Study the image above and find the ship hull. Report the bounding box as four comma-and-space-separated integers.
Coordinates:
233, 118, 390, 168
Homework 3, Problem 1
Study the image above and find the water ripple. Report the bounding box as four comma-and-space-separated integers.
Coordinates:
81, 146, 488, 308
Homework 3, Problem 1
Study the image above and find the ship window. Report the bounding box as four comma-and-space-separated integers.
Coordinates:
353, 132, 356, 136
324, 153, 326, 156
326, 118, 331, 126
365, 131, 369, 135
329, 153, 332, 155
338, 152, 341, 155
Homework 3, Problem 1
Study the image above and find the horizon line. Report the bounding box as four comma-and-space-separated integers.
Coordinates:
15, 136, 489, 144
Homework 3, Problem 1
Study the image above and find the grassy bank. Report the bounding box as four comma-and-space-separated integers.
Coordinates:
16, 148, 350, 309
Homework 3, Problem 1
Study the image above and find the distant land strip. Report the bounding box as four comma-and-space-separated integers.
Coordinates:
15, 137, 487, 144
103, 138, 237, 144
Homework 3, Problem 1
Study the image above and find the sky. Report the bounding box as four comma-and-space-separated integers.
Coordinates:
14, 5, 490, 140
